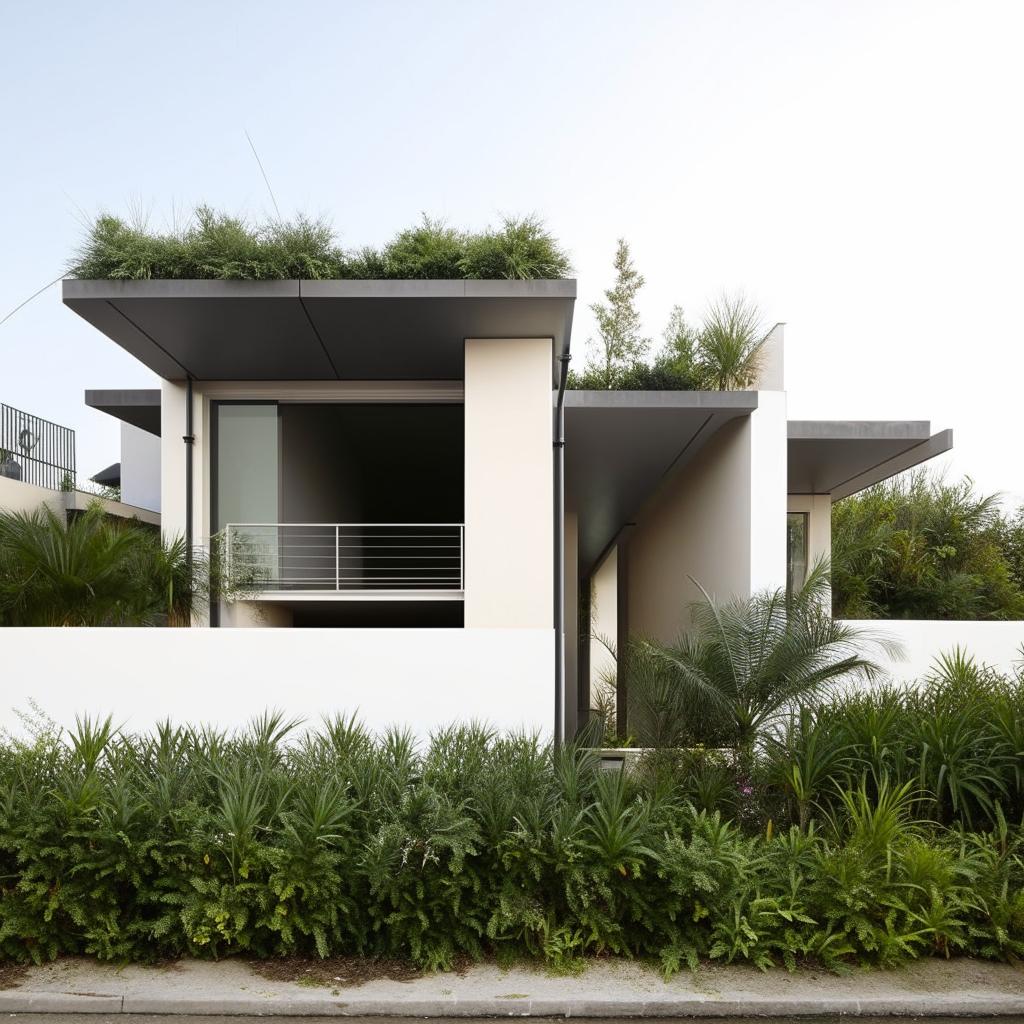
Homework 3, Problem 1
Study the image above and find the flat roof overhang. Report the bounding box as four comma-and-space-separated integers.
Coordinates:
788, 421, 953, 499
84, 388, 161, 435
63, 279, 576, 384
566, 390, 759, 576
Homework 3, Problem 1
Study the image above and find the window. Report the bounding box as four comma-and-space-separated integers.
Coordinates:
787, 511, 809, 597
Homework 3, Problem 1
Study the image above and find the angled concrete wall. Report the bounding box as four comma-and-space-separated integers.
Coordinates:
626, 391, 788, 643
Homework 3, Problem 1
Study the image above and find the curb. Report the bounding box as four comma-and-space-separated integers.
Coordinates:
2, 991, 1024, 1017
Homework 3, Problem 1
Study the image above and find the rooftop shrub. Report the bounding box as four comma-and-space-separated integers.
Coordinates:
568, 239, 766, 391
69, 208, 572, 281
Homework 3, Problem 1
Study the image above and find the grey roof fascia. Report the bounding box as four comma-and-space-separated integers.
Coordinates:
63, 279, 577, 384
566, 389, 759, 410
84, 388, 162, 435
788, 420, 932, 441
830, 429, 954, 500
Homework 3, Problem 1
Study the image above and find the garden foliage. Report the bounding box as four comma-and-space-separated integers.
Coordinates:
832, 471, 1024, 620
0, 504, 259, 627
70, 209, 571, 282
0, 678, 1021, 972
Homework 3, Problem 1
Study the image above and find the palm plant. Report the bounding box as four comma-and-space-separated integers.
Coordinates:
631, 562, 899, 757
695, 292, 766, 390
0, 505, 149, 625
0, 503, 208, 626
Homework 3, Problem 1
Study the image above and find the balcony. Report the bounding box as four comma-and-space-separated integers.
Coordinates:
0, 402, 76, 491
224, 523, 464, 601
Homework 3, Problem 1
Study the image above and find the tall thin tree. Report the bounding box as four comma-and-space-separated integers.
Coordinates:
586, 239, 650, 387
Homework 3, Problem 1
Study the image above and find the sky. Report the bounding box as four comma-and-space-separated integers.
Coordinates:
1, 0, 1022, 503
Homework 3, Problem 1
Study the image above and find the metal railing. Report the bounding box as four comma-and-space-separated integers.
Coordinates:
0, 403, 76, 491
224, 523, 465, 593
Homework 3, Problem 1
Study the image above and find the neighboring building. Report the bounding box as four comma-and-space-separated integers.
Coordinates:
84, 389, 162, 513
62, 278, 952, 738
0, 399, 159, 526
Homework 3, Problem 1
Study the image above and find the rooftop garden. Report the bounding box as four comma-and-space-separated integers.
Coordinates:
69, 208, 572, 282
568, 240, 766, 391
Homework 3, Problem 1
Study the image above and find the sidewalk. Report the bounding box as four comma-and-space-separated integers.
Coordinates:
1, 955, 1022, 1017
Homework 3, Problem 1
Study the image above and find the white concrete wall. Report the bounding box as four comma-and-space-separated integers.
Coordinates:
846, 619, 1024, 683
0, 474, 61, 514
464, 338, 553, 628
0, 627, 554, 738
160, 380, 194, 543
748, 391, 788, 594
120, 423, 161, 512
0, 475, 159, 525
757, 323, 785, 390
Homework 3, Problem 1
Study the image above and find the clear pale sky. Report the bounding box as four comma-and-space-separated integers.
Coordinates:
2, 1, 1021, 502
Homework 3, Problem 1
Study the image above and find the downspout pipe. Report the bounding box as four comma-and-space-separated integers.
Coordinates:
183, 378, 195, 582
553, 352, 571, 748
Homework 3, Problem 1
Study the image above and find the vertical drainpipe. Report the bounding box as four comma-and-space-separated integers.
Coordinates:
553, 352, 571, 748
183, 378, 195, 589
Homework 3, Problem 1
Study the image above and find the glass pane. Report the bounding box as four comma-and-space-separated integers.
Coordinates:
787, 512, 808, 596
216, 404, 279, 585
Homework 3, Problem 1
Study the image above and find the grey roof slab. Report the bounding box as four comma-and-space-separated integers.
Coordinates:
63, 279, 576, 384
566, 390, 759, 575
85, 388, 162, 435
788, 420, 953, 497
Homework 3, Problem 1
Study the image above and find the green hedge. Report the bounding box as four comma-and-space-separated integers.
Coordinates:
0, 707, 1021, 971
69, 209, 571, 281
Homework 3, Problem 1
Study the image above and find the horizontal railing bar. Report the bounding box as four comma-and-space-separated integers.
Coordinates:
227, 522, 463, 528
258, 578, 462, 584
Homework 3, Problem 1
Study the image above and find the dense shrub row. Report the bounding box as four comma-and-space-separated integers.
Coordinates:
70, 209, 571, 281
0, 697, 1021, 972
832, 471, 1024, 620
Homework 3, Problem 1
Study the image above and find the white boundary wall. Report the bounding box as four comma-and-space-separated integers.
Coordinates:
1, 628, 554, 738
845, 620, 1024, 682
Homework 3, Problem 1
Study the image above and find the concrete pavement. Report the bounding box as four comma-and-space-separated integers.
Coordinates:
0, 956, 1022, 1017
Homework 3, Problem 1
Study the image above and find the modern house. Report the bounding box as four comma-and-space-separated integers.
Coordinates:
59, 277, 953, 738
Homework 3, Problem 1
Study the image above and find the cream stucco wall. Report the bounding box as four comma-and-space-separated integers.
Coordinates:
589, 546, 618, 694
0, 474, 63, 515
787, 493, 832, 569
463, 338, 553, 628
627, 392, 788, 643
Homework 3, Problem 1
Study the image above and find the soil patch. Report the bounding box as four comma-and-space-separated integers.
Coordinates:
0, 962, 28, 991
249, 955, 427, 989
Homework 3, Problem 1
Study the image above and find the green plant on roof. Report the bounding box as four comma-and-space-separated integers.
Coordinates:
568, 239, 768, 392
69, 207, 572, 282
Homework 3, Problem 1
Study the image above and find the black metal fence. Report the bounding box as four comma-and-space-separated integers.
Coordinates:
0, 403, 76, 491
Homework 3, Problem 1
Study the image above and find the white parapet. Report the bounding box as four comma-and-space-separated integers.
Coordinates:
0, 627, 555, 738
844, 619, 1024, 683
